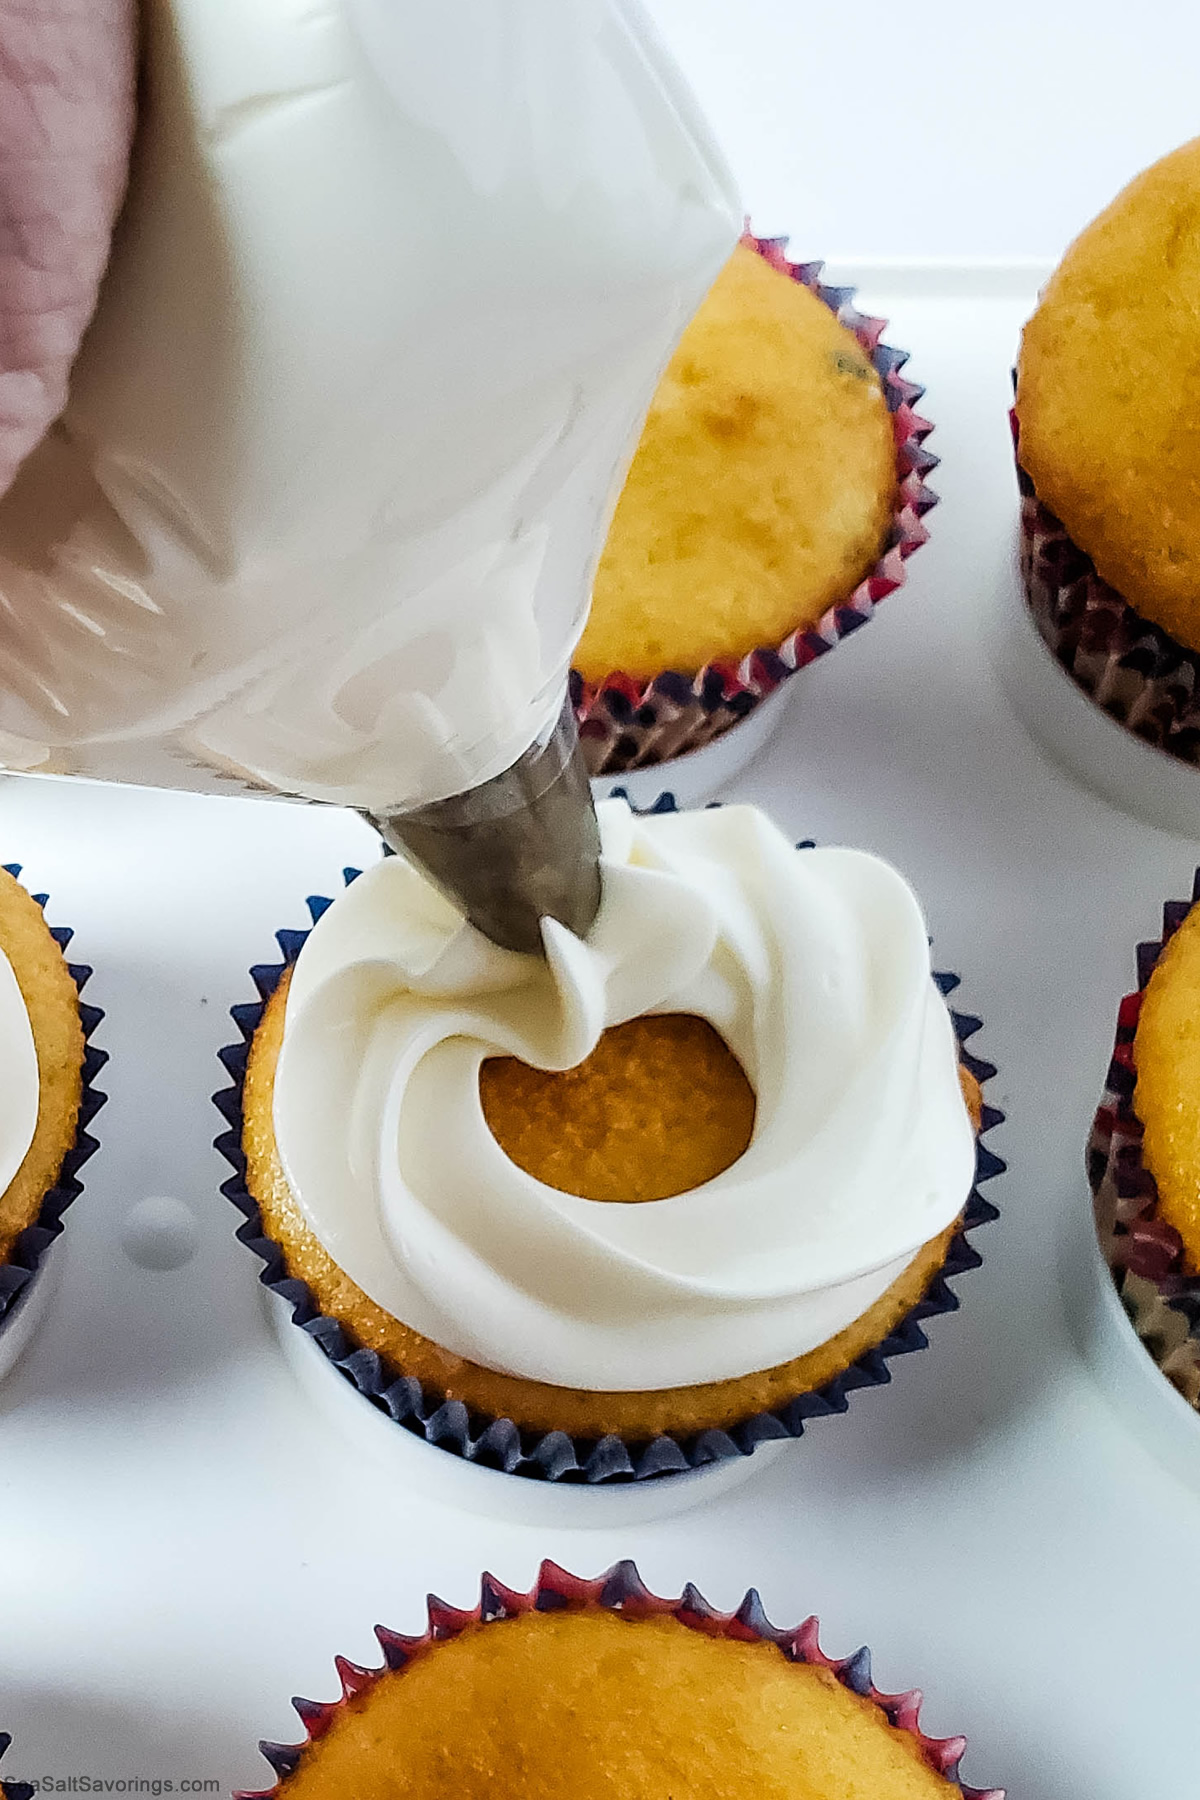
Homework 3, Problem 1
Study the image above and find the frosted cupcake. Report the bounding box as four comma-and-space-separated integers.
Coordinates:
0, 865, 105, 1368
238, 1559, 1003, 1799
574, 235, 937, 777
1015, 137, 1200, 776
218, 801, 1001, 1482
1090, 871, 1200, 1405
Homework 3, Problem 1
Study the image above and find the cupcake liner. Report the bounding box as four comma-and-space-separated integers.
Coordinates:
236, 1557, 1004, 1800
0, 866, 108, 1350
0, 1732, 34, 1800
1012, 407, 1200, 766
214, 850, 1003, 1486
1087, 870, 1200, 1407
573, 230, 939, 776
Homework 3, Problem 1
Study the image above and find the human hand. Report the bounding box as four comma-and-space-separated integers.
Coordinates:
0, 0, 135, 496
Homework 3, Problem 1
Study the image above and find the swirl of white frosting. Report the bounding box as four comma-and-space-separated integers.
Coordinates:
273, 802, 976, 1392
0, 945, 40, 1212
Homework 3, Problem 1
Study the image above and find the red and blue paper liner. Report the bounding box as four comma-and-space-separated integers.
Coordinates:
572, 231, 939, 776
1013, 410, 1200, 768
214, 868, 1002, 1488
236, 1558, 1004, 1800
0, 866, 107, 1355
0, 1733, 33, 1800
1088, 871, 1200, 1408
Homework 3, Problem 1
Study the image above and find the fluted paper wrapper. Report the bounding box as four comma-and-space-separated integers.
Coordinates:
0, 1731, 33, 1800
1088, 871, 1200, 1407
235, 1558, 1004, 1799
215, 850, 1002, 1487
0, 865, 108, 1351
1014, 412, 1200, 766
573, 231, 938, 776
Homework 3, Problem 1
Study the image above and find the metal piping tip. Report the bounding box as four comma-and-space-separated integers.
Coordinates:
370, 695, 602, 956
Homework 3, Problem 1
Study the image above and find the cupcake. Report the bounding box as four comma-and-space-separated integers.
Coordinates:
238, 1560, 1003, 1799
0, 1734, 32, 1800
0, 864, 105, 1369
217, 800, 1002, 1484
573, 234, 938, 778
1090, 870, 1200, 1407
1014, 137, 1200, 776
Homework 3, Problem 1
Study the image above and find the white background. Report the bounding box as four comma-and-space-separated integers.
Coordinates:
645, 0, 1200, 257
3, 7, 1200, 1799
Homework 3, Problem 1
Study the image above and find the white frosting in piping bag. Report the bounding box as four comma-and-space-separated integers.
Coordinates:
273, 802, 977, 1392
0, 948, 40, 1211
0, 0, 739, 812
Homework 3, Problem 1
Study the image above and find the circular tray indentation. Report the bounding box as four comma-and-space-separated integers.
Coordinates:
121, 1195, 201, 1272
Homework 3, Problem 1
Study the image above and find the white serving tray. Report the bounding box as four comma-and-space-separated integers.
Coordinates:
2, 262, 1199, 1800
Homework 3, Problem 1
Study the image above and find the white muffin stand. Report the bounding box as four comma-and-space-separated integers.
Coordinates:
988, 544, 1200, 840
590, 681, 798, 808
263, 1290, 783, 1529
1056, 1174, 1200, 1501
3, 261, 1200, 1800
0, 1251, 59, 1385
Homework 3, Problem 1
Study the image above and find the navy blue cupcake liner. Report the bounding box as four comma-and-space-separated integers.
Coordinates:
0, 866, 108, 1347
215, 856, 1002, 1486
0, 1731, 33, 1800
238, 1559, 1004, 1799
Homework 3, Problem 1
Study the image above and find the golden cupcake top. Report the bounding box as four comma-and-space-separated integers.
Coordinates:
262, 1603, 969, 1800
575, 240, 897, 683
480, 1012, 756, 1202
1016, 135, 1200, 648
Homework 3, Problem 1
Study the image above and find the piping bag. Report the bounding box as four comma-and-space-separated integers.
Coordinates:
0, 0, 739, 951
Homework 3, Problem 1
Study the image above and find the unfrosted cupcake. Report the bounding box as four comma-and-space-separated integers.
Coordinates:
1090, 870, 1200, 1405
237, 1560, 1003, 1799
0, 864, 105, 1366
1014, 137, 1200, 773
218, 800, 1002, 1483
573, 234, 937, 776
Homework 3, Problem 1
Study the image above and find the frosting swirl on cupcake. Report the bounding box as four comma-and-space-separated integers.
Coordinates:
273, 802, 975, 1391
0, 947, 39, 1202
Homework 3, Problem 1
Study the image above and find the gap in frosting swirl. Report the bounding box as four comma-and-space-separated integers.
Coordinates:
478, 1012, 757, 1203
